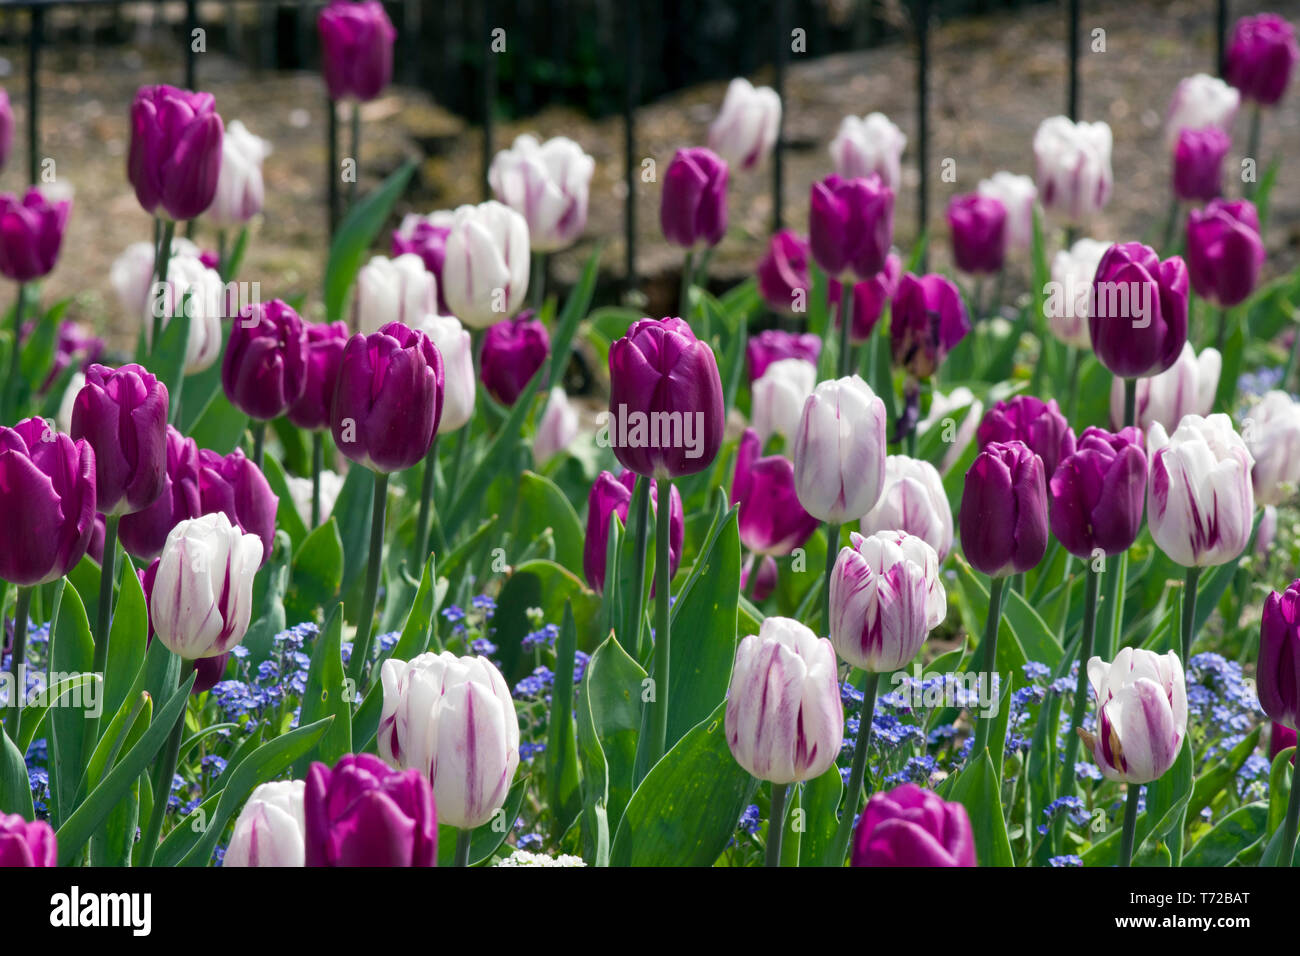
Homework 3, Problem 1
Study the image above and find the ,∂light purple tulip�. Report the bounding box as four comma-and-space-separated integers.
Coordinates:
730, 428, 819, 557
1049, 426, 1148, 559
224, 780, 306, 867
223, 299, 310, 422
859, 455, 954, 561
660, 147, 728, 249
118, 425, 202, 562
198, 447, 278, 566
976, 394, 1076, 479
890, 273, 970, 380
809, 174, 894, 281
317, 0, 396, 102
1079, 648, 1188, 784
851, 783, 976, 867
0, 814, 56, 867
1186, 199, 1265, 309
791, 375, 887, 524
286, 320, 350, 432
959, 440, 1048, 578
70, 363, 168, 517
489, 133, 594, 252
977, 172, 1037, 254
304, 753, 437, 867
127, 85, 224, 221
756, 231, 812, 316
1089, 241, 1189, 380
582, 469, 683, 594
746, 328, 821, 382
480, 310, 550, 406
1225, 13, 1299, 106
0, 189, 70, 282
1172, 126, 1231, 202
1260, 580, 1300, 730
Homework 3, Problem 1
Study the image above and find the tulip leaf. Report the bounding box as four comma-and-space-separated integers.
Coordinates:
293, 604, 352, 777
546, 602, 583, 839
102, 553, 148, 737
85, 693, 152, 867
332, 463, 376, 600
289, 516, 345, 618
1268, 747, 1294, 836
1187, 725, 1261, 822
942, 750, 1014, 866
435, 774, 529, 866
546, 246, 600, 389
799, 762, 844, 867
492, 560, 600, 683
0, 727, 34, 819
185, 390, 249, 454
513, 471, 584, 576
1183, 802, 1268, 867
19, 296, 70, 404
599, 513, 624, 645
1142, 743, 1194, 844
15, 672, 100, 760
176, 359, 224, 435
577, 635, 646, 846
262, 453, 310, 553
48, 581, 95, 827
241, 530, 291, 664
323, 159, 417, 323
1001, 585, 1065, 670
151, 305, 192, 425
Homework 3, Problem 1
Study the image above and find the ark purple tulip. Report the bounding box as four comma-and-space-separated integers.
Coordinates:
119, 425, 203, 562
1186, 199, 1265, 309
1259, 580, 1300, 730
1271, 722, 1298, 761
317, 0, 397, 102
1089, 241, 1189, 379
223, 299, 310, 422
1172, 126, 1231, 202
127, 85, 224, 221
70, 363, 169, 517
1225, 13, 1299, 106
1049, 426, 1148, 559
976, 395, 1077, 479
830, 252, 901, 345
0, 814, 56, 867
304, 753, 437, 867
746, 329, 821, 382
582, 469, 683, 594
809, 174, 894, 280
660, 147, 728, 249
959, 440, 1048, 578
947, 193, 1007, 276
756, 230, 811, 315
730, 428, 820, 557
890, 273, 971, 379
392, 217, 452, 314
286, 320, 350, 431
198, 447, 277, 566
851, 783, 976, 867
480, 311, 550, 406
0, 189, 70, 282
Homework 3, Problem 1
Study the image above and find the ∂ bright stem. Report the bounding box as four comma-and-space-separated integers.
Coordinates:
766, 782, 790, 867
645, 475, 674, 773
347, 470, 389, 686
970, 575, 1008, 770
138, 656, 195, 868
1054, 561, 1100, 853
825, 671, 881, 865
86, 513, 121, 750
3, 586, 33, 739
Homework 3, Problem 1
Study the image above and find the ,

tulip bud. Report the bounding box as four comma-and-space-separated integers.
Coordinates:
976, 395, 1077, 478
741, 554, 779, 601
286, 320, 350, 432
150, 511, 262, 659
70, 363, 168, 517
1245, 390, 1300, 506
1108, 342, 1220, 434
1089, 241, 1189, 379
127, 85, 224, 221
287, 470, 344, 528
725, 617, 844, 784
829, 112, 906, 193
119, 425, 202, 562
1049, 426, 1148, 559
1079, 647, 1188, 784
0, 418, 96, 586
829, 530, 946, 673
959, 440, 1048, 578
224, 780, 306, 867
207, 120, 270, 227
533, 386, 578, 467
792, 375, 887, 524
830, 252, 902, 345
606, 317, 724, 479
317, 0, 396, 102
660, 147, 729, 249
756, 230, 812, 316
889, 273, 971, 379
415, 314, 475, 434
0, 90, 11, 171
489, 133, 594, 252
332, 323, 444, 473
1047, 237, 1111, 348
977, 172, 1037, 254
746, 328, 820, 382
1147, 413, 1254, 567
352, 253, 437, 335
1186, 199, 1266, 309
223, 299, 309, 421
441, 201, 531, 328
809, 174, 894, 281
198, 447, 278, 565
1225, 14, 1299, 106
751, 357, 816, 446
730, 429, 820, 556
140, 249, 227, 374
1166, 73, 1240, 148
0, 814, 56, 867
392, 211, 454, 314
0, 189, 70, 282
304, 753, 437, 867
1260, 581, 1300, 729
707, 77, 781, 171
860, 455, 954, 561
480, 310, 550, 405
378, 651, 521, 829
851, 783, 976, 867
1033, 116, 1113, 223
1172, 126, 1231, 202
582, 469, 683, 593
946, 193, 1007, 276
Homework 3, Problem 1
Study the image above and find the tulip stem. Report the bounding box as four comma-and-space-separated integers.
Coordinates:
825, 671, 880, 866
3, 282, 26, 421
629, 475, 652, 654
311, 431, 323, 527
251, 420, 267, 471
415, 437, 439, 562
679, 250, 695, 322
138, 657, 194, 868
1245, 104, 1261, 200
1122, 377, 1137, 430
970, 575, 1008, 770
1096, 549, 1126, 660
1064, 346, 1081, 423
1054, 563, 1100, 852
453, 828, 472, 867
87, 514, 121, 748
3, 586, 33, 740
836, 281, 852, 378
1161, 197, 1181, 254
766, 782, 790, 867
531, 251, 546, 308
150, 219, 176, 357
348, 471, 389, 687
1214, 307, 1230, 353
1181, 565, 1201, 662
645, 476, 674, 774
1280, 754, 1300, 866
1118, 783, 1141, 867
348, 101, 361, 209
822, 522, 840, 635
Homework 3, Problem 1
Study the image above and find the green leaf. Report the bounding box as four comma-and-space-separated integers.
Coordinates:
1183, 803, 1268, 867
943, 750, 1014, 866
799, 763, 844, 867
185, 391, 249, 454
332, 464, 376, 599
151, 307, 192, 425
491, 560, 600, 682
16, 672, 99, 759
546, 602, 582, 839
289, 516, 345, 617
324, 159, 417, 322
513, 471, 585, 576
576, 635, 645, 842
240, 531, 290, 663
103, 554, 148, 735
262, 453, 310, 553
1, 727, 33, 818
49, 582, 95, 827
444, 388, 545, 540
546, 247, 600, 388
1187, 725, 1262, 821
293, 604, 352, 775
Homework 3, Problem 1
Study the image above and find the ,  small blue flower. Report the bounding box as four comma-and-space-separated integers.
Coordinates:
519, 742, 547, 761
517, 832, 543, 850
442, 605, 466, 624
737, 804, 761, 835
1048, 854, 1083, 867
472, 595, 497, 616
1022, 662, 1050, 682
471, 637, 498, 656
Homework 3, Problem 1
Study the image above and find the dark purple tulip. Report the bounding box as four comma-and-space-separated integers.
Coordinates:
0, 90, 11, 171
1225, 14, 1299, 106
809, 173, 894, 280
831, 252, 902, 345
86, 513, 106, 565
0, 189, 70, 282
890, 272, 971, 380
0, 814, 56, 867
1259, 579, 1300, 729
119, 425, 203, 562
1088, 241, 1189, 379
0, 418, 96, 586
947, 193, 1007, 276
392, 219, 452, 314
304, 753, 437, 867
222, 299, 310, 422
127, 85, 224, 221
70, 363, 169, 517
1172, 126, 1231, 202
960, 440, 1048, 578
756, 230, 811, 315
976, 395, 1077, 479
1186, 199, 1266, 309
582, 469, 684, 594
660, 147, 728, 249
287, 320, 350, 431
730, 428, 819, 557
741, 554, 778, 601
1048, 426, 1148, 559
139, 560, 228, 695
1270, 721, 1298, 762
198, 447, 277, 566
317, 0, 396, 103
479, 311, 550, 406
851, 783, 976, 867
746, 329, 821, 382
332, 322, 444, 474
39, 320, 105, 395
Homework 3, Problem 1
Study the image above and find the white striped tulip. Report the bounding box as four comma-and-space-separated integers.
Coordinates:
441, 200, 531, 328
1109, 342, 1220, 433
707, 78, 781, 172
353, 253, 437, 335
224, 780, 306, 867
792, 375, 887, 524
859, 456, 953, 561
1244, 390, 1300, 506
488, 133, 594, 252
1079, 648, 1188, 784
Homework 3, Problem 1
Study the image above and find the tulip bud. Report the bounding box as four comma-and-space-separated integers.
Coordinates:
198, 447, 278, 565
1108, 342, 1220, 434
480, 310, 550, 406
809, 174, 894, 281
947, 193, 1007, 276
708, 78, 781, 171
1089, 241, 1189, 379
207, 120, 270, 227
829, 112, 906, 192
141, 249, 227, 374
1186, 199, 1265, 309
0, 814, 56, 867
1172, 126, 1230, 202
224, 780, 306, 867
746, 328, 820, 382
889, 273, 971, 380
756, 230, 811, 316
751, 357, 816, 447
533, 386, 578, 467
1147, 413, 1254, 567
304, 753, 437, 867
582, 469, 683, 594
1047, 237, 1111, 348
731, 429, 820, 557
1259, 580, 1300, 729
392, 211, 454, 314
287, 470, 344, 528
660, 147, 728, 249
741, 554, 778, 601
977, 172, 1037, 254
792, 375, 887, 524
352, 254, 438, 337
1079, 648, 1188, 784
128, 85, 224, 221
860, 455, 954, 561
285, 320, 350, 432
830, 252, 902, 345
119, 426, 203, 562
1166, 73, 1240, 148
851, 783, 976, 867
441, 201, 531, 328
976, 395, 1076, 478
223, 299, 309, 421
70, 363, 168, 517
1244, 390, 1300, 506
1049, 426, 1148, 559
1033, 116, 1113, 223
0, 91, 11, 172
489, 133, 594, 252
1225, 14, 1299, 107
0, 188, 70, 282
42, 320, 105, 397
415, 313, 475, 434
960, 440, 1048, 578
317, 0, 396, 102
378, 651, 521, 829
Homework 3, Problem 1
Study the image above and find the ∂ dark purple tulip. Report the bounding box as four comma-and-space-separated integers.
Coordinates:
0, 814, 56, 867
0, 90, 12, 172
392, 219, 452, 315
1088, 241, 1189, 379
890, 272, 971, 380
1186, 199, 1266, 309
976, 395, 1077, 479
741, 554, 779, 602
1225, 13, 1299, 106
607, 317, 724, 479
756, 230, 811, 315
287, 320, 350, 431
222, 299, 310, 422
479, 311, 550, 406
730, 428, 820, 557
198, 447, 277, 566
127, 85, 224, 221
119, 425, 203, 562
332, 322, 444, 474
1172, 126, 1231, 202
809, 173, 894, 280
40, 320, 105, 395
1048, 426, 1148, 559
0, 418, 96, 587
959, 440, 1048, 578
851, 783, 976, 867
1271, 721, 1298, 762
582, 469, 683, 594
947, 193, 1007, 276
831, 252, 902, 346
304, 753, 437, 867
70, 363, 169, 517
317, 0, 396, 102
1259, 579, 1300, 730
139, 560, 228, 695
660, 147, 729, 248
746, 329, 821, 383
0, 189, 70, 282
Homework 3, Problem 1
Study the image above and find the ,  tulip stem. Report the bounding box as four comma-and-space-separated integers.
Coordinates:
825, 671, 880, 866
1214, 307, 1230, 353
836, 281, 852, 378
679, 250, 695, 322
1122, 377, 1137, 430
767, 782, 790, 867
138, 657, 194, 868
3, 282, 26, 421
1280, 754, 1300, 866
1245, 104, 1261, 200
646, 476, 674, 773
1055, 563, 1100, 853
311, 431, 324, 527
453, 829, 472, 867
971, 575, 1008, 769
822, 522, 840, 635
251, 420, 267, 471
629, 475, 652, 653
348, 471, 389, 687
150, 219, 176, 357
1064, 346, 1081, 423
87, 514, 121, 748
1181, 565, 1201, 662
531, 251, 546, 308
3, 586, 33, 740
1161, 197, 1181, 254
348, 100, 361, 209
1118, 783, 1141, 867
415, 437, 439, 562
1096, 549, 1126, 660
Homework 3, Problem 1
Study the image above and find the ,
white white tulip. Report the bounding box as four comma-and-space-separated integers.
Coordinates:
977, 172, 1037, 253
1109, 342, 1220, 432
110, 237, 203, 317
415, 313, 476, 434
792, 375, 888, 524
1165, 73, 1240, 150
859, 455, 954, 561
224, 780, 306, 867
377, 652, 521, 830
1033, 116, 1113, 224
1080, 648, 1188, 784
207, 119, 271, 227
150, 512, 263, 659
352, 253, 437, 335
147, 250, 227, 374
441, 200, 531, 328
707, 77, 781, 172
1047, 237, 1112, 348
829, 112, 906, 192
1244, 390, 1300, 506
751, 356, 816, 446
488, 133, 594, 252
286, 470, 344, 527
917, 386, 983, 475
533, 386, 579, 467
1147, 413, 1255, 567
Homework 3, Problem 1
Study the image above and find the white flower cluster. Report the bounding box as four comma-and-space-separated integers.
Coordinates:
495, 850, 588, 867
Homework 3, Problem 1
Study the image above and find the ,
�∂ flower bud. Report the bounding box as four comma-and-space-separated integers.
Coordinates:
660, 147, 728, 249
959, 440, 1048, 578
976, 395, 1076, 479
222, 299, 309, 421
829, 112, 906, 193
1079, 647, 1188, 784
198, 447, 277, 565
1033, 116, 1113, 224
489, 134, 594, 253
119, 425, 202, 562
792, 375, 887, 524
746, 329, 820, 382
1089, 241, 1189, 380
224, 780, 306, 867
0, 815, 56, 867
751, 357, 816, 447
207, 120, 270, 227
1225, 14, 1299, 107
946, 193, 1007, 277
977, 172, 1037, 254
441, 201, 531, 328
1259, 580, 1300, 729
1172, 126, 1231, 202
1166, 73, 1240, 148
1108, 342, 1220, 433
70, 363, 168, 517
756, 230, 811, 316
480, 310, 550, 406
1244, 390, 1300, 507
851, 784, 976, 867
0, 188, 70, 282
352, 254, 437, 335
1047, 237, 1111, 349
127, 85, 224, 221
416, 314, 475, 434
304, 753, 436, 867
582, 469, 683, 594
286, 320, 350, 432
1049, 426, 1148, 559
1186, 199, 1266, 309
809, 174, 894, 281
708, 78, 781, 172
730, 429, 820, 557
889, 273, 970, 380
859, 455, 954, 561
317, 0, 396, 102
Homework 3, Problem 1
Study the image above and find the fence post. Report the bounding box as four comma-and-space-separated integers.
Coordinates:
28, 4, 42, 187
1067, 0, 1079, 119
186, 0, 198, 89
1216, 0, 1229, 75
772, 0, 788, 233
624, 0, 640, 294
915, 0, 928, 270
481, 0, 495, 202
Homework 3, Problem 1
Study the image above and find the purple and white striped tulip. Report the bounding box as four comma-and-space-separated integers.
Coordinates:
1033, 116, 1112, 224
441, 200, 531, 328
751, 356, 816, 446
859, 455, 954, 561
708, 78, 781, 172
829, 112, 906, 193
224, 780, 306, 867
792, 375, 888, 524
488, 133, 594, 252
977, 172, 1037, 254
1165, 73, 1240, 149
353, 253, 438, 335
1245, 390, 1300, 507
1079, 647, 1188, 784
1108, 342, 1220, 434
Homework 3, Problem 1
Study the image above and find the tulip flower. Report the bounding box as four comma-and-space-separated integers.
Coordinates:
533, 386, 578, 467
223, 299, 309, 448
127, 85, 224, 221
288, 470, 344, 529
1089, 241, 1189, 389
660, 147, 728, 249
977, 172, 1037, 254
1108, 342, 1220, 433
751, 356, 816, 447
1080, 647, 1188, 784
582, 469, 682, 594
441, 201, 531, 328
392, 211, 454, 314
139, 247, 227, 374
756, 230, 812, 316
741, 554, 778, 601
480, 310, 550, 405
0, 814, 56, 867
960, 440, 1049, 580
947, 193, 1007, 277
829, 251, 901, 345
41, 320, 105, 396
1172, 126, 1231, 202
1165, 73, 1240, 148
139, 561, 230, 695
70, 363, 168, 517
707, 77, 781, 171
1046, 237, 1111, 348
415, 314, 475, 434
224, 780, 306, 867
851, 783, 976, 867
1033, 116, 1113, 223
1186, 199, 1265, 312
0, 90, 11, 171
1225, 14, 1299, 107
792, 374, 887, 526
1049, 426, 1148, 559
860, 455, 954, 561
829, 112, 906, 192
0, 188, 70, 282
378, 651, 521, 831
304, 753, 437, 867
889, 272, 971, 380
1260, 580, 1300, 730
1245, 390, 1300, 506
317, 0, 396, 102
1272, 721, 1299, 761
207, 120, 270, 228
808, 174, 894, 282
746, 328, 820, 381
119, 425, 203, 562
352, 253, 438, 335
286, 320, 350, 432
198, 447, 278, 566
488, 133, 594, 252
976, 394, 1077, 479
730, 428, 820, 557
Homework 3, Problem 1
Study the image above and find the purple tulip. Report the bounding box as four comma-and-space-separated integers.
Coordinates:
1089, 241, 1189, 379
947, 193, 1007, 276
660, 147, 728, 249
1270, 721, 1298, 762
1049, 426, 1148, 559
198, 447, 277, 566
976, 395, 1077, 479
332, 322, 444, 474
127, 85, 224, 221
479, 311, 550, 406
746, 329, 821, 382
582, 469, 683, 594
830, 252, 901, 345
890, 273, 971, 380
756, 230, 811, 315
70, 364, 169, 517
1172, 126, 1231, 202
1225, 14, 1299, 106
851, 783, 976, 867
40, 320, 105, 395
0, 814, 56, 867
730, 428, 819, 557
222, 299, 310, 422
1186, 199, 1266, 309
392, 215, 452, 314
317, 0, 396, 102
1259, 579, 1300, 729
304, 753, 437, 867
119, 425, 203, 562
809, 174, 894, 280
0, 189, 70, 282
741, 554, 778, 601
959, 440, 1048, 578
607, 317, 724, 479
286, 320, 350, 432
0, 90, 11, 171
